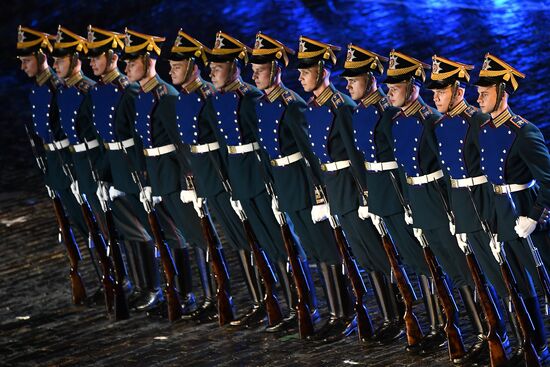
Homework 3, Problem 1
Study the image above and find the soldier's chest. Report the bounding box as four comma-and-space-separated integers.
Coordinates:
211, 92, 242, 145
256, 100, 286, 158
175, 92, 204, 145
134, 92, 157, 147
91, 84, 123, 142
392, 115, 424, 175
434, 115, 470, 178
58, 87, 85, 143
29, 84, 54, 140
479, 124, 516, 184
352, 105, 380, 161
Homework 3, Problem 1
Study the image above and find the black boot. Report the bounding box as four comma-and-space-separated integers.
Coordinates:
417, 275, 446, 355
229, 250, 266, 328
370, 271, 405, 344
183, 248, 218, 322
505, 297, 525, 366
85, 235, 106, 306
135, 242, 164, 312
125, 241, 147, 309
452, 286, 488, 365
119, 241, 134, 298
524, 296, 550, 364
172, 247, 198, 315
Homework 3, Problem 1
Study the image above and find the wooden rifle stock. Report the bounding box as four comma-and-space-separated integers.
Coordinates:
242, 219, 283, 326
80, 200, 115, 314
378, 227, 423, 347
198, 214, 235, 325
52, 195, 87, 305
104, 207, 130, 320
421, 243, 466, 360
464, 251, 509, 366
331, 222, 375, 341
280, 222, 314, 338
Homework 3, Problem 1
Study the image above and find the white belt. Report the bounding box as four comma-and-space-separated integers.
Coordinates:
364, 161, 398, 172
104, 138, 135, 150
227, 142, 260, 154
44, 138, 70, 151
493, 180, 536, 195
71, 139, 100, 153
406, 170, 444, 185
450, 175, 488, 188
321, 160, 351, 172
190, 142, 220, 154
271, 152, 303, 167
144, 144, 176, 157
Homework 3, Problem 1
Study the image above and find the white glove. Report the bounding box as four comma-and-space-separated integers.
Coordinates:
230, 199, 246, 221
357, 205, 370, 221
404, 208, 414, 225
412, 228, 423, 241
108, 186, 126, 201
370, 214, 383, 235
271, 196, 283, 226
96, 181, 110, 202
152, 196, 162, 206
449, 220, 456, 236
311, 203, 330, 223
455, 233, 469, 253
489, 234, 502, 262
192, 197, 205, 217
139, 186, 152, 205
70, 180, 81, 201
180, 189, 197, 204
514, 216, 537, 238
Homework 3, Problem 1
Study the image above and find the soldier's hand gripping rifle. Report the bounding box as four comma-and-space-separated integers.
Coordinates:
82, 140, 130, 320
207, 155, 283, 327
349, 171, 423, 347
433, 177, 510, 366
262, 178, 314, 338
184, 174, 235, 326
119, 144, 183, 322
388, 171, 466, 361
24, 125, 87, 305
506, 191, 550, 314
49, 133, 115, 314
314, 185, 375, 342
466, 187, 540, 366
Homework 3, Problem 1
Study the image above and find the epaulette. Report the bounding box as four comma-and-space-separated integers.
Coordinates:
510, 114, 528, 129
116, 75, 130, 90
330, 91, 345, 109
236, 82, 250, 97
153, 83, 169, 100
281, 89, 296, 106
76, 78, 95, 94
199, 82, 215, 99
49, 72, 64, 91
378, 96, 391, 112
463, 105, 477, 118
418, 105, 432, 120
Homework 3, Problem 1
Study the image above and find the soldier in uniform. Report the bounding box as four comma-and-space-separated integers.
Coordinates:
383, 50, 478, 360
17, 26, 96, 296
474, 53, 550, 362
426, 55, 510, 362
121, 28, 210, 316
296, 36, 401, 341
341, 43, 437, 348
206, 31, 300, 329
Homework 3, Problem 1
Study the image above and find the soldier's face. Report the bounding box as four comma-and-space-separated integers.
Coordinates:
209, 62, 231, 89
298, 67, 318, 92
386, 83, 407, 107
125, 58, 145, 83
431, 87, 453, 113
53, 56, 71, 78
19, 55, 38, 77
251, 63, 271, 90
345, 76, 368, 101
169, 60, 191, 85
476, 85, 497, 114
90, 54, 108, 77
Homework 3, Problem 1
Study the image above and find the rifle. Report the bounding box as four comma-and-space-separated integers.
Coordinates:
264, 181, 314, 338
348, 168, 423, 346
119, 144, 183, 322
49, 133, 115, 314
315, 186, 375, 342
506, 191, 550, 314
185, 175, 235, 326
82, 139, 130, 320
25, 125, 87, 305
207, 156, 283, 327
388, 171, 465, 360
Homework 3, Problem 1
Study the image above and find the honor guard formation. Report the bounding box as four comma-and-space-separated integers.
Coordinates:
17, 24, 550, 366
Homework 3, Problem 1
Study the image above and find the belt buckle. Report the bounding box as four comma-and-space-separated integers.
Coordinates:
321, 164, 327, 171
494, 184, 504, 194
69, 145, 76, 153
270, 159, 277, 167
228, 146, 237, 154
406, 176, 413, 185
450, 178, 458, 187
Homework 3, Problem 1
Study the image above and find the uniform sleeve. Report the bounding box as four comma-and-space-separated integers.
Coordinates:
519, 124, 550, 221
